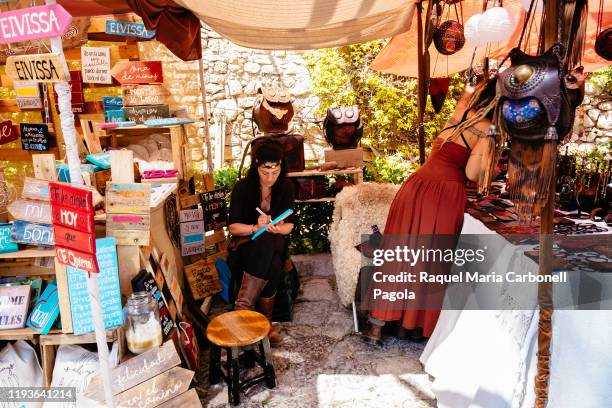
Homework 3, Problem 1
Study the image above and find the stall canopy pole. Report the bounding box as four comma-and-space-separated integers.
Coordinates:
416, 1, 426, 165
534, 0, 560, 406
46, 1, 114, 406
198, 55, 214, 173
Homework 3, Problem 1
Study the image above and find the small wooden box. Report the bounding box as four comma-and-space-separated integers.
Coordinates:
324, 148, 363, 167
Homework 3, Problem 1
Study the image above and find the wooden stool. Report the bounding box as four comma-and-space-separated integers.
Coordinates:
207, 310, 276, 405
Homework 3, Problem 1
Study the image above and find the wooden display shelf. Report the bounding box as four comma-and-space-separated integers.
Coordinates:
0, 328, 62, 343
287, 168, 363, 178
297, 197, 336, 203
0, 248, 55, 260
40, 327, 121, 346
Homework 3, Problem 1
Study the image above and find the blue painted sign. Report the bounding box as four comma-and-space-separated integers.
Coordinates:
26, 281, 59, 335
86, 151, 111, 169
105, 20, 156, 39
67, 237, 124, 335
57, 163, 99, 182
105, 109, 125, 123
144, 117, 194, 127
102, 96, 123, 111
0, 224, 18, 254
10, 220, 54, 246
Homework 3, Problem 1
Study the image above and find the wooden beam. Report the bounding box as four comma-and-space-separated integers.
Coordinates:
0, 148, 60, 162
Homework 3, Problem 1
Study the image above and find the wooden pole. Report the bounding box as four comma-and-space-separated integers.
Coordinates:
535, 1, 560, 407
198, 57, 215, 173
416, 1, 426, 165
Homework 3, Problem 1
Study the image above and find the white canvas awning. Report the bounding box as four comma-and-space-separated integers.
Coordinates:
173, 0, 416, 50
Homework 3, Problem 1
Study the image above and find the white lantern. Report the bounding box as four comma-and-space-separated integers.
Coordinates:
478, 7, 516, 43
464, 13, 485, 47
520, 0, 544, 14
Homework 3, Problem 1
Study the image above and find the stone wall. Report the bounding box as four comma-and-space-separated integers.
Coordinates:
581, 81, 612, 140
139, 26, 327, 172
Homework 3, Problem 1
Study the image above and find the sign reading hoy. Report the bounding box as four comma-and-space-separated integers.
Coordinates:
0, 4, 73, 44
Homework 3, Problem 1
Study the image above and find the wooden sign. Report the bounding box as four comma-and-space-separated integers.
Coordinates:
0, 4, 73, 44
10, 220, 54, 247
5, 53, 66, 82
14, 81, 42, 109
51, 206, 94, 234
66, 237, 123, 335
85, 341, 181, 400
81, 47, 112, 84
49, 182, 97, 272
106, 214, 150, 246
20, 123, 50, 151
0, 285, 31, 329
111, 61, 163, 84
200, 190, 228, 231
179, 208, 203, 223
144, 117, 194, 127
107, 367, 193, 408
179, 209, 204, 256
102, 96, 123, 111
0, 224, 18, 254
7, 199, 52, 224
184, 259, 222, 301
142, 170, 178, 180
123, 104, 170, 124
123, 84, 169, 106
157, 389, 202, 408
26, 281, 59, 335
106, 183, 151, 214
22, 177, 49, 201
105, 19, 156, 39
0, 120, 18, 145
105, 109, 126, 123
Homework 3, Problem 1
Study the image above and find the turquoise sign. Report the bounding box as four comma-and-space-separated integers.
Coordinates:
105, 20, 155, 39
0, 224, 18, 254
26, 281, 59, 335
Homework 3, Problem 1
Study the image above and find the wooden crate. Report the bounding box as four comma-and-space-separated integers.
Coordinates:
324, 148, 364, 167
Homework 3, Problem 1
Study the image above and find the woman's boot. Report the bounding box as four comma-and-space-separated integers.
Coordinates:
362, 317, 384, 344
257, 296, 283, 345
235, 272, 267, 310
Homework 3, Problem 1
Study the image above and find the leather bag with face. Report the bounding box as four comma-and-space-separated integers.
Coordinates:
251, 135, 305, 173
253, 86, 294, 134
323, 106, 363, 150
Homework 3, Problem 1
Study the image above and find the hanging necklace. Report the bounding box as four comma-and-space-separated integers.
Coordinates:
261, 188, 272, 211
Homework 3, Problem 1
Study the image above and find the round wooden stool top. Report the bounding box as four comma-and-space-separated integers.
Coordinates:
207, 310, 271, 348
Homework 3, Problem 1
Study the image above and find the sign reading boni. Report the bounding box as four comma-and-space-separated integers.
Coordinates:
0, 4, 73, 44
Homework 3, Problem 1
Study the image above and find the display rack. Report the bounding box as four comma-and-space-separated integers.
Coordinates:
287, 167, 364, 202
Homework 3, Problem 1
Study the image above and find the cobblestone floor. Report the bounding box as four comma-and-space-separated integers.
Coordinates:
195, 268, 436, 408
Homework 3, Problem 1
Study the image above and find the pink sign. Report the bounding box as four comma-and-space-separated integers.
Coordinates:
0, 4, 73, 44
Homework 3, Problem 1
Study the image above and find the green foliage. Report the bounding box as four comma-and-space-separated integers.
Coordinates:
305, 42, 464, 164
589, 65, 612, 95
364, 156, 414, 184
213, 166, 242, 198
289, 202, 334, 254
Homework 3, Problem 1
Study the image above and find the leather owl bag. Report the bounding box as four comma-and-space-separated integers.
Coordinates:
253, 86, 294, 134
323, 105, 363, 150
252, 135, 305, 173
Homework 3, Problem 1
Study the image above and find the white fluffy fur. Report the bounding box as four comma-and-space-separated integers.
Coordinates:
328, 182, 400, 307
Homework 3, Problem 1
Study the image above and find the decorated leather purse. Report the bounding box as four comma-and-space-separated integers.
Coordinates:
497, 44, 583, 223
253, 85, 294, 134
323, 106, 363, 150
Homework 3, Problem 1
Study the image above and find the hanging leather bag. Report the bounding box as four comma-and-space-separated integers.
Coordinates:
323, 106, 363, 150
252, 85, 294, 134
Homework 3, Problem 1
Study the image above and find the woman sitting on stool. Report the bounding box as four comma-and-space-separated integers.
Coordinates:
228, 140, 295, 344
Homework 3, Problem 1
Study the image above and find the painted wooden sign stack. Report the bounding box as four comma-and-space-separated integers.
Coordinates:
102, 96, 125, 123
111, 61, 170, 124
13, 81, 42, 109
83, 341, 201, 407
199, 189, 228, 232
7, 178, 54, 247
106, 182, 152, 246
179, 208, 205, 257
49, 182, 99, 273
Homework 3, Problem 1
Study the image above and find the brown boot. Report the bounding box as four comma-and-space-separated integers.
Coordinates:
257, 296, 283, 345
235, 272, 267, 310
362, 318, 383, 344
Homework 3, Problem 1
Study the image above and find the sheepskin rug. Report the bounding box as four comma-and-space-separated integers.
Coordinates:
328, 182, 400, 307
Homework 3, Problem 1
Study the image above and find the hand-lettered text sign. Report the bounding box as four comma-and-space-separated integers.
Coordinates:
20, 123, 49, 151
7, 199, 52, 223
105, 19, 156, 39
81, 46, 112, 84
26, 281, 59, 335
0, 285, 31, 329
0, 4, 73, 44
84, 341, 181, 400
22, 177, 49, 201
122, 84, 169, 106
122, 104, 170, 124
200, 189, 228, 231
10, 220, 54, 246
49, 182, 97, 272
102, 96, 123, 111
0, 120, 18, 145
6, 53, 66, 82
0, 224, 18, 254
111, 61, 163, 84
14, 81, 42, 109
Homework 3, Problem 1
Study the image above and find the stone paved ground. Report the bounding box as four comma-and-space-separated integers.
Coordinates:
195, 256, 436, 407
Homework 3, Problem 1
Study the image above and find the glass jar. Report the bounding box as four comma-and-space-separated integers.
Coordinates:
124, 291, 163, 354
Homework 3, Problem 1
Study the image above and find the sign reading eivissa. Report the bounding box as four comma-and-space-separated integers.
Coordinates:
6, 53, 66, 82
0, 4, 73, 44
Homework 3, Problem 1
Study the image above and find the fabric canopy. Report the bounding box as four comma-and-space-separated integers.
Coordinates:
371, 0, 611, 77
172, 0, 416, 50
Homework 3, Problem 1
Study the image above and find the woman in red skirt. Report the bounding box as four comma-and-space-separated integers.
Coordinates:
363, 78, 499, 342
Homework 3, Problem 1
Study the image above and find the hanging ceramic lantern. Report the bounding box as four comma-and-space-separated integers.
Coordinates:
464, 13, 484, 47
520, 0, 543, 13
478, 6, 515, 43
434, 21, 465, 55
